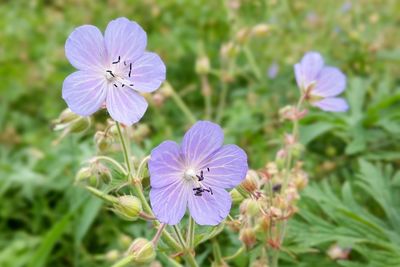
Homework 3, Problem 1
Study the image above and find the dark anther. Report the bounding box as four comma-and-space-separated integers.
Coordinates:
106, 70, 115, 77
128, 63, 132, 77
209, 187, 213, 195
272, 183, 282, 193
207, 167, 210, 172
123, 61, 127, 66
113, 84, 118, 88
194, 192, 202, 196
196, 175, 203, 181
192, 187, 201, 191
129, 84, 134, 87
112, 56, 121, 64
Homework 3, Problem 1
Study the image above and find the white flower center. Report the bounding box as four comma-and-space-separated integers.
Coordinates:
183, 168, 197, 181
104, 55, 134, 89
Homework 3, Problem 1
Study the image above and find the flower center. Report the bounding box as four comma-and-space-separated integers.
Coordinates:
183, 168, 197, 181
105, 55, 134, 89
183, 167, 214, 197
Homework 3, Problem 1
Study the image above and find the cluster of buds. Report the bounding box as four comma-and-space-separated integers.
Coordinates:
75, 160, 112, 187
236, 160, 308, 250
52, 108, 91, 144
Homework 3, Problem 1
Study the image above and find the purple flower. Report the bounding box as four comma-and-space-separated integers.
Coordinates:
62, 17, 166, 125
267, 61, 279, 79
149, 121, 248, 225
294, 52, 348, 112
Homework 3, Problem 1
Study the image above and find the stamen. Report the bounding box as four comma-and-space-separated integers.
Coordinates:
113, 84, 118, 88
122, 84, 125, 87
128, 63, 132, 77
209, 187, 213, 195
106, 70, 115, 77
112, 56, 121, 64
207, 167, 210, 172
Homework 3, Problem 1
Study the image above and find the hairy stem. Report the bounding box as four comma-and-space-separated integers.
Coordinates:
115, 122, 181, 251
90, 155, 127, 175
173, 225, 199, 267
187, 216, 195, 249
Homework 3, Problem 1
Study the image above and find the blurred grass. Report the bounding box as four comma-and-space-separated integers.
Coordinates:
0, 0, 399, 266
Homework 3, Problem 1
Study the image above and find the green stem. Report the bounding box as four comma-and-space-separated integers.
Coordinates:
216, 82, 228, 124
187, 216, 195, 249
224, 246, 245, 261
115, 122, 136, 179
169, 84, 197, 124
212, 239, 223, 264
115, 122, 181, 252
243, 46, 262, 82
91, 155, 127, 175
111, 255, 134, 267
137, 155, 151, 181
271, 94, 306, 267
173, 226, 199, 267
85, 186, 118, 204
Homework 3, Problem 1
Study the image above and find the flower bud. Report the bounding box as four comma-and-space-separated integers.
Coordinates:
220, 42, 238, 61
291, 143, 304, 158
159, 81, 173, 98
94, 131, 112, 153
105, 250, 120, 262
239, 228, 257, 249
230, 188, 244, 203
240, 198, 259, 217
251, 24, 271, 37
327, 244, 351, 260
256, 215, 270, 232
128, 238, 156, 264
113, 195, 142, 221
293, 170, 308, 190
195, 55, 211, 75
58, 108, 80, 124
240, 170, 259, 193
235, 27, 251, 44
92, 162, 112, 184
75, 167, 92, 183
69, 117, 91, 133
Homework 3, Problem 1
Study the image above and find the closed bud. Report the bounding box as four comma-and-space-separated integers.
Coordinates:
240, 170, 259, 193
94, 131, 112, 153
105, 250, 120, 261
293, 170, 308, 190
128, 238, 156, 264
220, 42, 238, 60
195, 55, 211, 75
230, 188, 244, 203
159, 81, 173, 98
92, 162, 112, 184
69, 117, 91, 133
239, 228, 257, 249
240, 198, 259, 216
58, 108, 80, 124
152, 93, 165, 107
75, 167, 92, 183
235, 27, 251, 44
113, 195, 142, 221
257, 215, 270, 232
291, 143, 304, 158
251, 24, 271, 37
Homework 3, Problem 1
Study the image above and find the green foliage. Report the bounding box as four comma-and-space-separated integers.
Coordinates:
0, 0, 399, 266
286, 160, 400, 267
